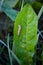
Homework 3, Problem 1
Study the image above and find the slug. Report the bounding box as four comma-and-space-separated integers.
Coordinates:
18, 25, 21, 36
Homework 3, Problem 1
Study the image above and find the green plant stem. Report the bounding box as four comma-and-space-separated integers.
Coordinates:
38, 6, 43, 20
7, 34, 12, 65
21, 0, 24, 11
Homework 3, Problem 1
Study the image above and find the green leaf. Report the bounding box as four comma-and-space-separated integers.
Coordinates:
2, 5, 18, 21
4, 0, 19, 8
0, 0, 19, 12
0, 0, 19, 8
12, 4, 38, 65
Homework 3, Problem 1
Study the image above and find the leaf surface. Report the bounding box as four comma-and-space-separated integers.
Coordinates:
12, 4, 38, 65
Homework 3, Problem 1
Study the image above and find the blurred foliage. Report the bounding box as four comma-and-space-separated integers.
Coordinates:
32, 1, 43, 14
0, 0, 19, 21
0, 0, 43, 65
